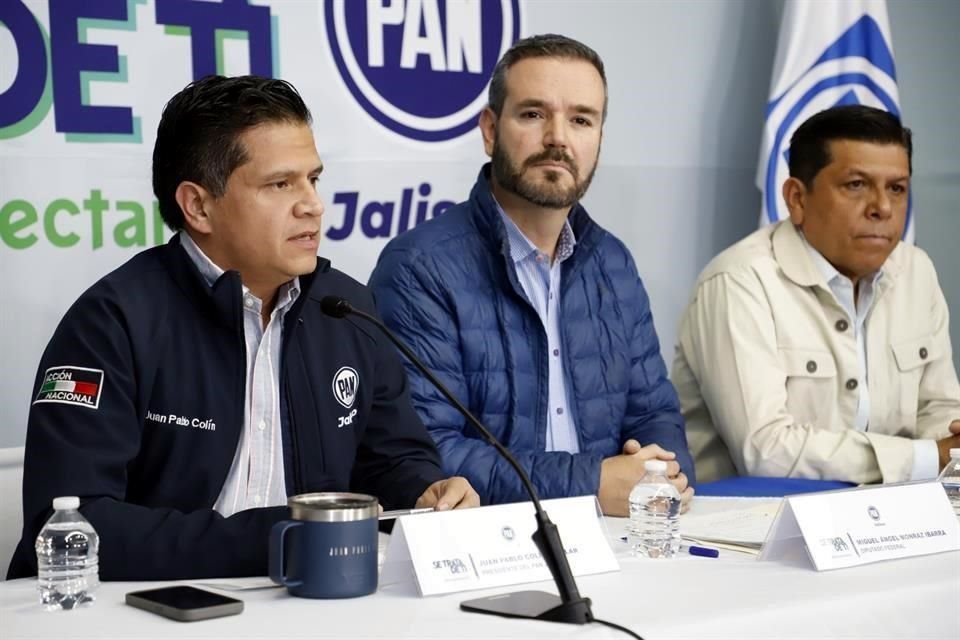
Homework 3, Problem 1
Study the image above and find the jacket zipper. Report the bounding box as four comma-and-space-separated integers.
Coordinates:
282, 318, 305, 494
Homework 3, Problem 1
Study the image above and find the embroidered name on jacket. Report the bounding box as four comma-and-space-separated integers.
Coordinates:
34, 366, 104, 409
146, 410, 216, 431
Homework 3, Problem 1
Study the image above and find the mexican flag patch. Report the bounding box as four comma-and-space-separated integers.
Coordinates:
34, 366, 104, 409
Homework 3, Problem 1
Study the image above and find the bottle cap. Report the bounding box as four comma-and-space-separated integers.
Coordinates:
644, 459, 668, 473
52, 496, 80, 511
951, 448, 960, 458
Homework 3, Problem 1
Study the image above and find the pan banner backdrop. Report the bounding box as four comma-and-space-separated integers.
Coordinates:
1, 0, 528, 445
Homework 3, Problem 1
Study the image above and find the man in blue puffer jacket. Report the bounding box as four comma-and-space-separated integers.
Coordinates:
369, 35, 695, 516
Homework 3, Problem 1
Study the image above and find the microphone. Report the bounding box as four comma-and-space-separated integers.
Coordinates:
319, 296, 351, 318
320, 295, 593, 624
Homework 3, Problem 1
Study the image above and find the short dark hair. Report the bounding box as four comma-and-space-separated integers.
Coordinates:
788, 105, 912, 188
487, 34, 607, 120
152, 75, 312, 230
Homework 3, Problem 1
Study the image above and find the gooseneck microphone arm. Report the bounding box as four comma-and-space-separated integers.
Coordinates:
322, 297, 541, 512
320, 295, 593, 624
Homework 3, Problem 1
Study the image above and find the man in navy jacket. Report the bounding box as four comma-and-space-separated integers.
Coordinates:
9, 76, 477, 581
369, 35, 694, 516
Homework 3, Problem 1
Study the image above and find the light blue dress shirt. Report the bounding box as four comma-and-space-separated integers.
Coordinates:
496, 206, 580, 454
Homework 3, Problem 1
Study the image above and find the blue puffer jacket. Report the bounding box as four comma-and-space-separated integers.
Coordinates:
369, 167, 694, 505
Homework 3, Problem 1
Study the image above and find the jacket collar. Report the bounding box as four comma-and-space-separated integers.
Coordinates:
772, 219, 904, 291
162, 234, 330, 331
467, 163, 603, 267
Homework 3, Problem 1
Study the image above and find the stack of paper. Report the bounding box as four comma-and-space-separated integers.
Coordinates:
679, 499, 782, 555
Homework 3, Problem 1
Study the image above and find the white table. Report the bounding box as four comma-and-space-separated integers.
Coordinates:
3, 501, 959, 640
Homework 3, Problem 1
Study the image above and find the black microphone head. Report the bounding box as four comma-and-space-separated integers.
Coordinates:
320, 296, 352, 318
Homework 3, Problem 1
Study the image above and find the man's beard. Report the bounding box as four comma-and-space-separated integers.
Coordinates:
490, 139, 597, 209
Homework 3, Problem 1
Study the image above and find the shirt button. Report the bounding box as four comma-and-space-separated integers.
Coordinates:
553, 348, 559, 357
258, 420, 266, 431
845, 378, 858, 391
244, 297, 254, 308
806, 360, 817, 373
252, 495, 262, 505
919, 347, 928, 359
556, 407, 564, 415
536, 255, 544, 263
835, 319, 848, 332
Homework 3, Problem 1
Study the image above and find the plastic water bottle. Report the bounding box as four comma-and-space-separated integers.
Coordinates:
937, 448, 960, 519
35, 496, 99, 610
628, 460, 681, 558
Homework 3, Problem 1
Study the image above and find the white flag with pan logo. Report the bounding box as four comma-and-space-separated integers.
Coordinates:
757, 0, 913, 243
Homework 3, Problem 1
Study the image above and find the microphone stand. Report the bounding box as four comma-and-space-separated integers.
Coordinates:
322, 297, 593, 624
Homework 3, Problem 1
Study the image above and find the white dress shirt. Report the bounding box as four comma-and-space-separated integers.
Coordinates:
180, 232, 300, 515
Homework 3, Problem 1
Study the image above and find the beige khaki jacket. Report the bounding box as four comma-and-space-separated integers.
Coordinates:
672, 221, 960, 484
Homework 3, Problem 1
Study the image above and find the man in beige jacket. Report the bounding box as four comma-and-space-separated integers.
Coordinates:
672, 105, 960, 485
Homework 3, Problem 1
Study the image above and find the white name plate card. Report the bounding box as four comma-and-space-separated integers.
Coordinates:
760, 481, 960, 571
380, 495, 619, 596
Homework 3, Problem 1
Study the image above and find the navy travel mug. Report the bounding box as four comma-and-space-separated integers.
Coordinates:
269, 493, 379, 598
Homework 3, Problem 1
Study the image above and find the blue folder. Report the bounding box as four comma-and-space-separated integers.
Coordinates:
696, 476, 855, 498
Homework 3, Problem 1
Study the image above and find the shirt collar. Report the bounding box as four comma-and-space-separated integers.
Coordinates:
799, 231, 884, 291
494, 200, 576, 265
179, 231, 225, 287
178, 231, 301, 307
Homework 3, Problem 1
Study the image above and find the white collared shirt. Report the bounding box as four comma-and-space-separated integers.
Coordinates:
179, 232, 301, 515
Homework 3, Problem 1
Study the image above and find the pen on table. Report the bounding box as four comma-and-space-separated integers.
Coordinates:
685, 544, 719, 558
378, 507, 435, 521
618, 536, 720, 558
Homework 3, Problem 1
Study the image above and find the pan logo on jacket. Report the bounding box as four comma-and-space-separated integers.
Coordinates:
322, 0, 521, 142
333, 366, 359, 409
33, 366, 104, 409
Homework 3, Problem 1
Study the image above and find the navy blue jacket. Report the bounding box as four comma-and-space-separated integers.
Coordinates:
8, 236, 444, 580
369, 167, 694, 506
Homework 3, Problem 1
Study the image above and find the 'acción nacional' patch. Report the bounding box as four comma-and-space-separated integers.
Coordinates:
34, 366, 104, 409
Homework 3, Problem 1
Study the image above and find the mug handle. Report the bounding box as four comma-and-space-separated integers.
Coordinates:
269, 520, 303, 587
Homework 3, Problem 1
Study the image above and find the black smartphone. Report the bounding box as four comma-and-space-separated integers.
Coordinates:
125, 586, 243, 622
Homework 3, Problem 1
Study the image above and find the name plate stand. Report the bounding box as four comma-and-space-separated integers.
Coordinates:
760, 481, 960, 570
380, 495, 619, 596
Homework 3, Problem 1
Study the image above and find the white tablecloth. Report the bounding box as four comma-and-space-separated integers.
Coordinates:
3, 499, 959, 640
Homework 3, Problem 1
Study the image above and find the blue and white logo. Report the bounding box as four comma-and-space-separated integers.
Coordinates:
333, 366, 359, 409
323, 0, 521, 142
761, 15, 911, 234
